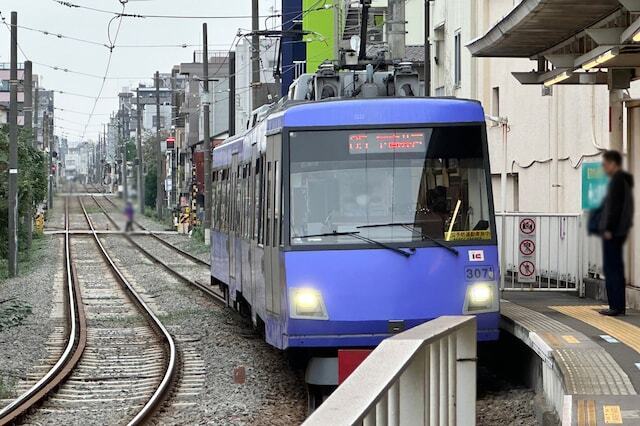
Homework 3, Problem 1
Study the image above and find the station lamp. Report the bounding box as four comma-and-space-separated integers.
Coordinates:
633, 31, 640, 43
543, 71, 571, 87
581, 49, 618, 71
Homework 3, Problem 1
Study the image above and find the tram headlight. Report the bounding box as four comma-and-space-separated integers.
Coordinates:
290, 288, 328, 320
464, 282, 498, 313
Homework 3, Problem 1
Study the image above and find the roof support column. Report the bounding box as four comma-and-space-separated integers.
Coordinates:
625, 102, 640, 292
610, 89, 624, 152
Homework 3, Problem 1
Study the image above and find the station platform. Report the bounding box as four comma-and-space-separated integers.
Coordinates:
500, 291, 640, 425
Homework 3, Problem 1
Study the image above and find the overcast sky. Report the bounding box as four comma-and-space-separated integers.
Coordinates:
1, 0, 279, 146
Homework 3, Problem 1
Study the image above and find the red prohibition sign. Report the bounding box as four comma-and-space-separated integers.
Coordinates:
519, 239, 536, 256
520, 218, 536, 235
519, 261, 535, 277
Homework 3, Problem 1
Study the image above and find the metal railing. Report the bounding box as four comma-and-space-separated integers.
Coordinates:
304, 316, 477, 426
496, 213, 603, 293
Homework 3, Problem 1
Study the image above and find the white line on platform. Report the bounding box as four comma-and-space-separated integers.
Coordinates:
600, 335, 619, 344
635, 362, 640, 371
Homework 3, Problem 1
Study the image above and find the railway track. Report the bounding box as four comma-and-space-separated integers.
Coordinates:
0, 197, 177, 425
88, 195, 224, 303
0, 201, 86, 426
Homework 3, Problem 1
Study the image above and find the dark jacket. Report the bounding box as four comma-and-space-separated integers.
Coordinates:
599, 170, 634, 237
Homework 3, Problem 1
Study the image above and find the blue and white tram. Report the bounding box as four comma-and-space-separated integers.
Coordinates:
211, 96, 500, 391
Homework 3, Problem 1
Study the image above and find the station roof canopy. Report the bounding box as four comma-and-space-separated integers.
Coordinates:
467, 0, 640, 86
468, 0, 623, 58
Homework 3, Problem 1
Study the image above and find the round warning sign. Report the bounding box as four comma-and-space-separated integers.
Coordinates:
519, 261, 535, 277
519, 239, 536, 256
519, 218, 536, 235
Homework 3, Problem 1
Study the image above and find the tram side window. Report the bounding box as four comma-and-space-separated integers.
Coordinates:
212, 172, 219, 230
222, 168, 229, 232
258, 155, 266, 244
254, 158, 262, 241
245, 165, 252, 239
265, 161, 272, 245
275, 161, 282, 246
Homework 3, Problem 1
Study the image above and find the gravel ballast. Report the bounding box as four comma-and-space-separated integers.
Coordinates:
100, 233, 307, 424
0, 235, 61, 405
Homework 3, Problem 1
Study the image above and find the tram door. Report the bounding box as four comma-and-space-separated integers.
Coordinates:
265, 135, 282, 315
229, 153, 239, 281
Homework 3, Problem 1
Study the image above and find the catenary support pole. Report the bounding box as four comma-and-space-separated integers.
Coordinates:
42, 111, 54, 210
171, 68, 178, 208
136, 87, 144, 214
8, 11, 19, 276
24, 60, 33, 250
121, 103, 128, 201
251, 0, 260, 109
424, 0, 431, 96
229, 50, 236, 137
155, 71, 164, 219
203, 23, 212, 245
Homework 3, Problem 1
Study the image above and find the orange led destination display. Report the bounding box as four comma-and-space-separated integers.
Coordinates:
349, 131, 426, 154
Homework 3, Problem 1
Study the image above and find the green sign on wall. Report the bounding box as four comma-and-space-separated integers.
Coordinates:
303, 0, 336, 73
581, 162, 609, 210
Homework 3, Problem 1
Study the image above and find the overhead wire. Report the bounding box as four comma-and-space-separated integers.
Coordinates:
80, 2, 127, 140
51, 0, 280, 20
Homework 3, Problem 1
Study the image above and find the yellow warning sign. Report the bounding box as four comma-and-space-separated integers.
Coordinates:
562, 335, 580, 344
446, 230, 492, 241
603, 405, 623, 424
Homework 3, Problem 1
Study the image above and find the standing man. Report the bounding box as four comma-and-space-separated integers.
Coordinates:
599, 150, 634, 316
124, 201, 135, 233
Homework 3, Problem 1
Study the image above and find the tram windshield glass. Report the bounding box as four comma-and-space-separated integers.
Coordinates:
289, 126, 492, 246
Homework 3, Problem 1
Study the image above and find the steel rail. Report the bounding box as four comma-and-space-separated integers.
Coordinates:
0, 199, 87, 426
78, 197, 177, 425
90, 196, 224, 303
99, 194, 210, 267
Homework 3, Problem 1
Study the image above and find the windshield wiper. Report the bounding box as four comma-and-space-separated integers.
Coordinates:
357, 222, 459, 256
293, 230, 413, 258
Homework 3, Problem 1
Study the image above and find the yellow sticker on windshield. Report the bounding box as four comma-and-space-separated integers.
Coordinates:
447, 230, 492, 241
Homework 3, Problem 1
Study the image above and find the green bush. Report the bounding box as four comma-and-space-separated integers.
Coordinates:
0, 126, 47, 259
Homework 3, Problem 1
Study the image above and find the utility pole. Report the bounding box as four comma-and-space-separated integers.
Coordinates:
8, 11, 19, 276
202, 23, 212, 243
45, 112, 53, 209
424, 0, 431, 96
24, 60, 33, 250
229, 51, 236, 137
251, 0, 260, 110
155, 71, 164, 219
121, 103, 128, 201
171, 69, 178, 209
136, 88, 144, 214
103, 124, 107, 188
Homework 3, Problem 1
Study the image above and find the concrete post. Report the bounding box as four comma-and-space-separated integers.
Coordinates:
609, 89, 624, 152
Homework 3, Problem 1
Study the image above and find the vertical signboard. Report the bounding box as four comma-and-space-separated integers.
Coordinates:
518, 217, 537, 283
581, 162, 608, 210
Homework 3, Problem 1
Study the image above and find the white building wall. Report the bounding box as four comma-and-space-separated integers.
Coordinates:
404, 0, 616, 214
142, 104, 172, 133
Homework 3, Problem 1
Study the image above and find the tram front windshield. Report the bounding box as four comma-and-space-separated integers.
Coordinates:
289, 126, 492, 246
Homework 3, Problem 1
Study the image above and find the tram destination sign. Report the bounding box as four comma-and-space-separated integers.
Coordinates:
349, 131, 427, 154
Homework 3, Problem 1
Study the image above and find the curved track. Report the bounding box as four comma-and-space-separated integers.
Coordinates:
1, 195, 177, 425
0, 201, 86, 426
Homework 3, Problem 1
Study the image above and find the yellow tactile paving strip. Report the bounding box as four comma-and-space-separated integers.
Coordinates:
577, 399, 597, 426
551, 305, 640, 354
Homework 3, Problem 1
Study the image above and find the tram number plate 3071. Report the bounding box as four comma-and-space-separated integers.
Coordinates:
465, 266, 495, 281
